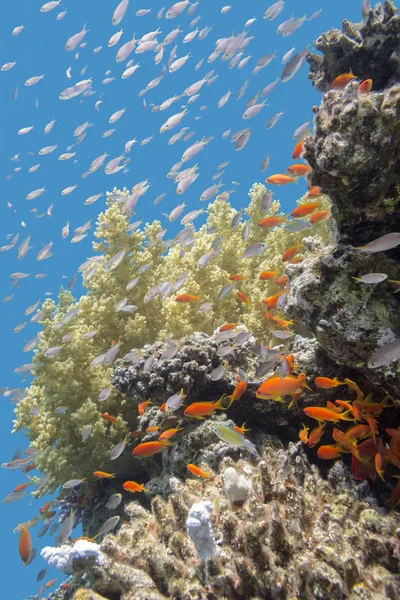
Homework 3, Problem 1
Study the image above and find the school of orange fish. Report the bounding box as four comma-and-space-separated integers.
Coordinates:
2, 1, 400, 595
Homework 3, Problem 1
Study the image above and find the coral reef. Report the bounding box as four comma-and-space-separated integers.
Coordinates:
13, 189, 329, 494
61, 442, 400, 600
305, 2, 400, 247
40, 540, 105, 575
308, 1, 400, 93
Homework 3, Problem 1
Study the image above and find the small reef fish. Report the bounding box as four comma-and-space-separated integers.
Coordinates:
352, 273, 388, 284
265, 174, 297, 185
95, 516, 120, 538
159, 426, 183, 440
93, 471, 116, 479
234, 422, 251, 435
132, 440, 174, 457
175, 294, 201, 302
359, 78, 373, 93
329, 69, 357, 90
187, 464, 213, 478
138, 399, 153, 415
256, 373, 310, 402
122, 481, 149, 493
290, 201, 321, 218
18, 524, 32, 565
214, 424, 257, 456
303, 407, 353, 423
184, 395, 235, 419
310, 210, 330, 224
314, 377, 346, 389
106, 493, 122, 510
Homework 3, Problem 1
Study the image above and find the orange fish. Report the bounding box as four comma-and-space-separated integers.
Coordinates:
288, 256, 303, 264
329, 69, 356, 90
303, 406, 353, 423
258, 216, 286, 229
130, 430, 146, 438
346, 423, 371, 442
299, 424, 309, 444
187, 464, 213, 478
101, 412, 118, 424
229, 275, 247, 281
374, 453, 385, 481
275, 274, 289, 285
265, 312, 293, 330
132, 440, 174, 458
138, 399, 153, 415
23, 463, 36, 474
310, 210, 330, 224
359, 78, 372, 93
18, 524, 32, 566
60, 584, 73, 590
259, 270, 279, 280
261, 291, 283, 310
158, 426, 183, 440
39, 501, 52, 515
14, 483, 30, 493
306, 185, 323, 198
308, 423, 325, 448
352, 438, 384, 482
290, 201, 321, 219
292, 137, 304, 160
123, 480, 149, 493
317, 444, 344, 460
234, 422, 251, 435
332, 427, 350, 447
314, 376, 346, 389
159, 402, 167, 412
184, 394, 235, 419
219, 323, 238, 332
227, 375, 247, 401
93, 471, 116, 479
236, 291, 250, 304
45, 579, 58, 589
175, 294, 201, 302
265, 174, 297, 186
286, 164, 311, 177
282, 244, 303, 262
146, 426, 160, 433
256, 372, 310, 401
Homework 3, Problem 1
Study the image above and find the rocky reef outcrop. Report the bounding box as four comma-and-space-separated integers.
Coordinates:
60, 442, 400, 600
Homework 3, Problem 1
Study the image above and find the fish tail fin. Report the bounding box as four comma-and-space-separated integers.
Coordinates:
142, 486, 150, 493
352, 277, 361, 282
339, 410, 356, 422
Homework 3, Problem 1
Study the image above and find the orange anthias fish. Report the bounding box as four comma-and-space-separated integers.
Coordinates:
123, 480, 149, 493
23, 463, 36, 474
265, 174, 297, 186
175, 294, 201, 302
184, 394, 235, 419
227, 375, 247, 401
290, 201, 321, 219
101, 413, 118, 424
299, 424, 309, 444
132, 440, 174, 458
45, 579, 58, 589
292, 137, 304, 160
18, 524, 32, 566
286, 164, 312, 177
265, 312, 293, 330
187, 464, 213, 478
14, 483, 30, 493
138, 399, 153, 415
219, 322, 238, 332
303, 406, 353, 423
229, 275, 246, 281
93, 471, 116, 479
236, 291, 250, 304
262, 291, 283, 310
282, 244, 303, 262
158, 426, 183, 440
310, 210, 330, 224
146, 426, 160, 433
258, 216, 286, 229
308, 423, 325, 448
317, 444, 344, 460
306, 185, 323, 198
359, 78, 372, 93
234, 422, 251, 435
39, 501, 52, 515
352, 438, 384, 482
256, 373, 310, 402
374, 453, 385, 481
314, 376, 346, 389
275, 274, 289, 285
259, 270, 279, 280
329, 69, 357, 90
288, 256, 303, 264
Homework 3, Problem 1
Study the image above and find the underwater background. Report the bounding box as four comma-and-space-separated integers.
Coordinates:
1, 1, 400, 599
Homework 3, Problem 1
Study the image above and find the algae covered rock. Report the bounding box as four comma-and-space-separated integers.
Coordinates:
69, 444, 400, 600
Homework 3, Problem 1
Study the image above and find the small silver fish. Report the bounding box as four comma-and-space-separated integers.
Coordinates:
63, 478, 85, 489
356, 233, 400, 254
110, 436, 128, 460
353, 273, 388, 285
241, 242, 267, 259
96, 516, 120, 537
217, 345, 235, 357
57, 509, 75, 545
106, 493, 122, 510
368, 339, 400, 369
210, 361, 228, 381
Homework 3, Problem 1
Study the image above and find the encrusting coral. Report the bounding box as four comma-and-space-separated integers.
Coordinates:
13, 187, 330, 494
54, 440, 400, 600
